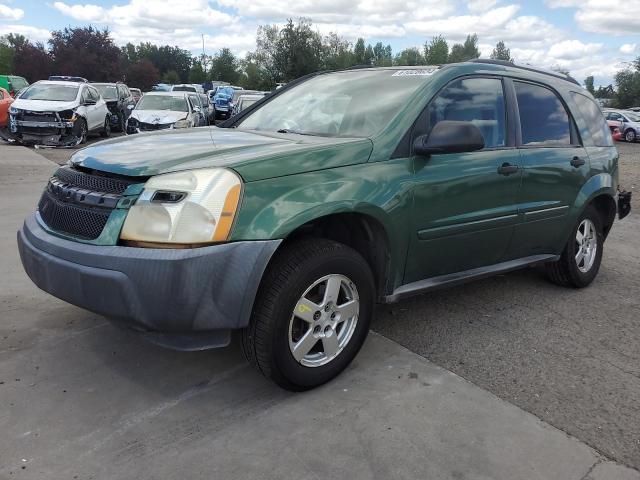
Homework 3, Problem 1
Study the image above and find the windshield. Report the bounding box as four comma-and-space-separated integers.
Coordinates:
20, 84, 79, 102
625, 111, 640, 122
237, 69, 431, 137
95, 85, 117, 100
173, 86, 196, 92
136, 95, 188, 112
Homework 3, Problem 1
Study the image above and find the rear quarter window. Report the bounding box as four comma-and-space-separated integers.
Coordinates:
570, 92, 613, 147
514, 81, 572, 146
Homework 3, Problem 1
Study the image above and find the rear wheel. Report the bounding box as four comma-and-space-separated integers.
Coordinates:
117, 112, 126, 132
242, 238, 375, 391
545, 205, 603, 288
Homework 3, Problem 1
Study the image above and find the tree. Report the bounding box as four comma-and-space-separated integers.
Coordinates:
125, 59, 160, 91
613, 69, 640, 108
322, 33, 354, 70
189, 59, 206, 83
10, 37, 52, 83
448, 34, 480, 63
162, 70, 180, 84
122, 42, 192, 82
425, 35, 448, 65
253, 24, 285, 86
354, 38, 366, 65
395, 47, 425, 66
584, 76, 595, 95
594, 84, 614, 99
49, 26, 121, 81
0, 36, 14, 74
210, 48, 240, 84
372, 42, 393, 67
490, 41, 512, 62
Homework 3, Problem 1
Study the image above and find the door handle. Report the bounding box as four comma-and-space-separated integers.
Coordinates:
570, 156, 586, 168
497, 162, 519, 176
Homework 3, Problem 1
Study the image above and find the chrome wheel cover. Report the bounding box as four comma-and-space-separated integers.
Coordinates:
288, 274, 359, 368
575, 219, 597, 273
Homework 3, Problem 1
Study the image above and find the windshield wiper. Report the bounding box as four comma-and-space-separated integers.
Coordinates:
276, 128, 316, 136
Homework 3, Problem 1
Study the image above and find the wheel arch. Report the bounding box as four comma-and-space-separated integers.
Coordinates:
573, 173, 617, 238
275, 211, 393, 299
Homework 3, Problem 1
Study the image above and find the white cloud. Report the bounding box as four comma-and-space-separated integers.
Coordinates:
0, 24, 50, 43
570, 0, 640, 35
467, 0, 499, 12
547, 39, 603, 60
0, 3, 24, 21
544, 0, 580, 7
52, 2, 105, 22
620, 43, 637, 54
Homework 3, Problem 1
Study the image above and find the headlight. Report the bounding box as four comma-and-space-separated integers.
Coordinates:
120, 168, 242, 246
9, 106, 19, 115
173, 118, 190, 128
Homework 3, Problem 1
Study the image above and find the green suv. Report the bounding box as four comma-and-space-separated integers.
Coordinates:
18, 61, 632, 390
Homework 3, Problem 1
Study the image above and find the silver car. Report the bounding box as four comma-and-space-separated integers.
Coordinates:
604, 109, 640, 142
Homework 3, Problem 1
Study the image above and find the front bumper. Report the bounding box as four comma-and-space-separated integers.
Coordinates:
18, 213, 281, 348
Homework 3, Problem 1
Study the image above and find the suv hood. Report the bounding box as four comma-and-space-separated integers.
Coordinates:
71, 127, 373, 182
12, 98, 79, 112
130, 110, 187, 124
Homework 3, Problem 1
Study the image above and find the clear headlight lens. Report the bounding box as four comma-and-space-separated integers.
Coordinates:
173, 118, 190, 128
9, 106, 19, 115
120, 168, 242, 246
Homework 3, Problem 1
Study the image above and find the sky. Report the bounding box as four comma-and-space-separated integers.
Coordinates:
0, 0, 639, 86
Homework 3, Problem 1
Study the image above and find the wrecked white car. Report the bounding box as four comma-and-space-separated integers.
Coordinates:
8, 80, 111, 146
126, 92, 198, 134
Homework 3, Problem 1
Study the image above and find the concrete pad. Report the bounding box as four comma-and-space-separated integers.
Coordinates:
587, 462, 640, 480
0, 144, 636, 480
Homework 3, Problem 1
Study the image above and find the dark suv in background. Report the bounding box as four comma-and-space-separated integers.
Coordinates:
91, 82, 135, 132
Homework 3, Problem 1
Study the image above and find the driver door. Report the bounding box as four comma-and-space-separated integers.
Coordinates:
405, 76, 522, 283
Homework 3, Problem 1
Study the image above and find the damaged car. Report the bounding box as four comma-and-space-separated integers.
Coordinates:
8, 80, 111, 146
92, 82, 135, 132
126, 92, 198, 133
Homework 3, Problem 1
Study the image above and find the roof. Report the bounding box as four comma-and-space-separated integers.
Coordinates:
144, 91, 190, 97
32, 80, 85, 87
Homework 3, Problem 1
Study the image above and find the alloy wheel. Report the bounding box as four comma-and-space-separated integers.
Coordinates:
575, 218, 597, 273
288, 274, 359, 367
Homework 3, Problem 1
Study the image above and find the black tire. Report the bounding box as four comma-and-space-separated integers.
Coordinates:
74, 117, 88, 144
624, 129, 636, 142
117, 112, 126, 132
545, 205, 604, 288
100, 116, 111, 138
241, 238, 375, 391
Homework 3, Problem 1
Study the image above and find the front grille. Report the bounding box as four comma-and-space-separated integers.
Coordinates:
23, 112, 57, 122
37, 166, 144, 240
138, 122, 172, 131
38, 191, 110, 240
20, 126, 60, 135
54, 166, 137, 195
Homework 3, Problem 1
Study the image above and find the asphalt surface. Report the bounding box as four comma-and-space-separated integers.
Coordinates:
374, 143, 640, 469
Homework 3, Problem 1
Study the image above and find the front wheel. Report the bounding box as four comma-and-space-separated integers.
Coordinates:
100, 116, 111, 138
625, 129, 636, 142
545, 206, 603, 288
242, 239, 375, 391
73, 117, 88, 144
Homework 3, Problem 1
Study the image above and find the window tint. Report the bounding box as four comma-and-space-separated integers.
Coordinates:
515, 81, 571, 146
88, 87, 100, 102
428, 77, 506, 148
570, 92, 612, 147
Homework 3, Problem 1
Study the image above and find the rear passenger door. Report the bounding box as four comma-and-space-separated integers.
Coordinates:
507, 80, 590, 258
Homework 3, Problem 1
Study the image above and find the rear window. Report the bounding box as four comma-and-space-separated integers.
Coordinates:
570, 92, 613, 147
514, 81, 571, 146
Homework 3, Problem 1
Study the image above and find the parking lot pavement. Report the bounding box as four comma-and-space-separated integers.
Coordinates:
1, 143, 640, 479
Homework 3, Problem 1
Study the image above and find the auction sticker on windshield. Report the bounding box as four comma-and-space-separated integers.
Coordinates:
392, 68, 438, 76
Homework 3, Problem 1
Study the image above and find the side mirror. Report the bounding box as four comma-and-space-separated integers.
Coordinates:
413, 120, 485, 156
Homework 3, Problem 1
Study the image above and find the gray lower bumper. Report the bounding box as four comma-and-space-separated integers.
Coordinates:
18, 213, 281, 344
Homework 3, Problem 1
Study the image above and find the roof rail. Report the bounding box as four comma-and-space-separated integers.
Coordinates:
468, 58, 581, 86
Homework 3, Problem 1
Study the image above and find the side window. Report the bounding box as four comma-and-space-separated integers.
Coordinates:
88, 87, 99, 102
570, 92, 613, 147
80, 87, 89, 104
514, 81, 572, 146
428, 77, 506, 148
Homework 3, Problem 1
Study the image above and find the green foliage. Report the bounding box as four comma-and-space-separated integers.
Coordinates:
121, 42, 192, 82
0, 36, 14, 73
210, 48, 240, 84
490, 41, 512, 62
448, 34, 480, 63
613, 68, 640, 108
425, 35, 448, 65
162, 70, 180, 84
584, 76, 595, 95
189, 59, 206, 83
394, 47, 426, 66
